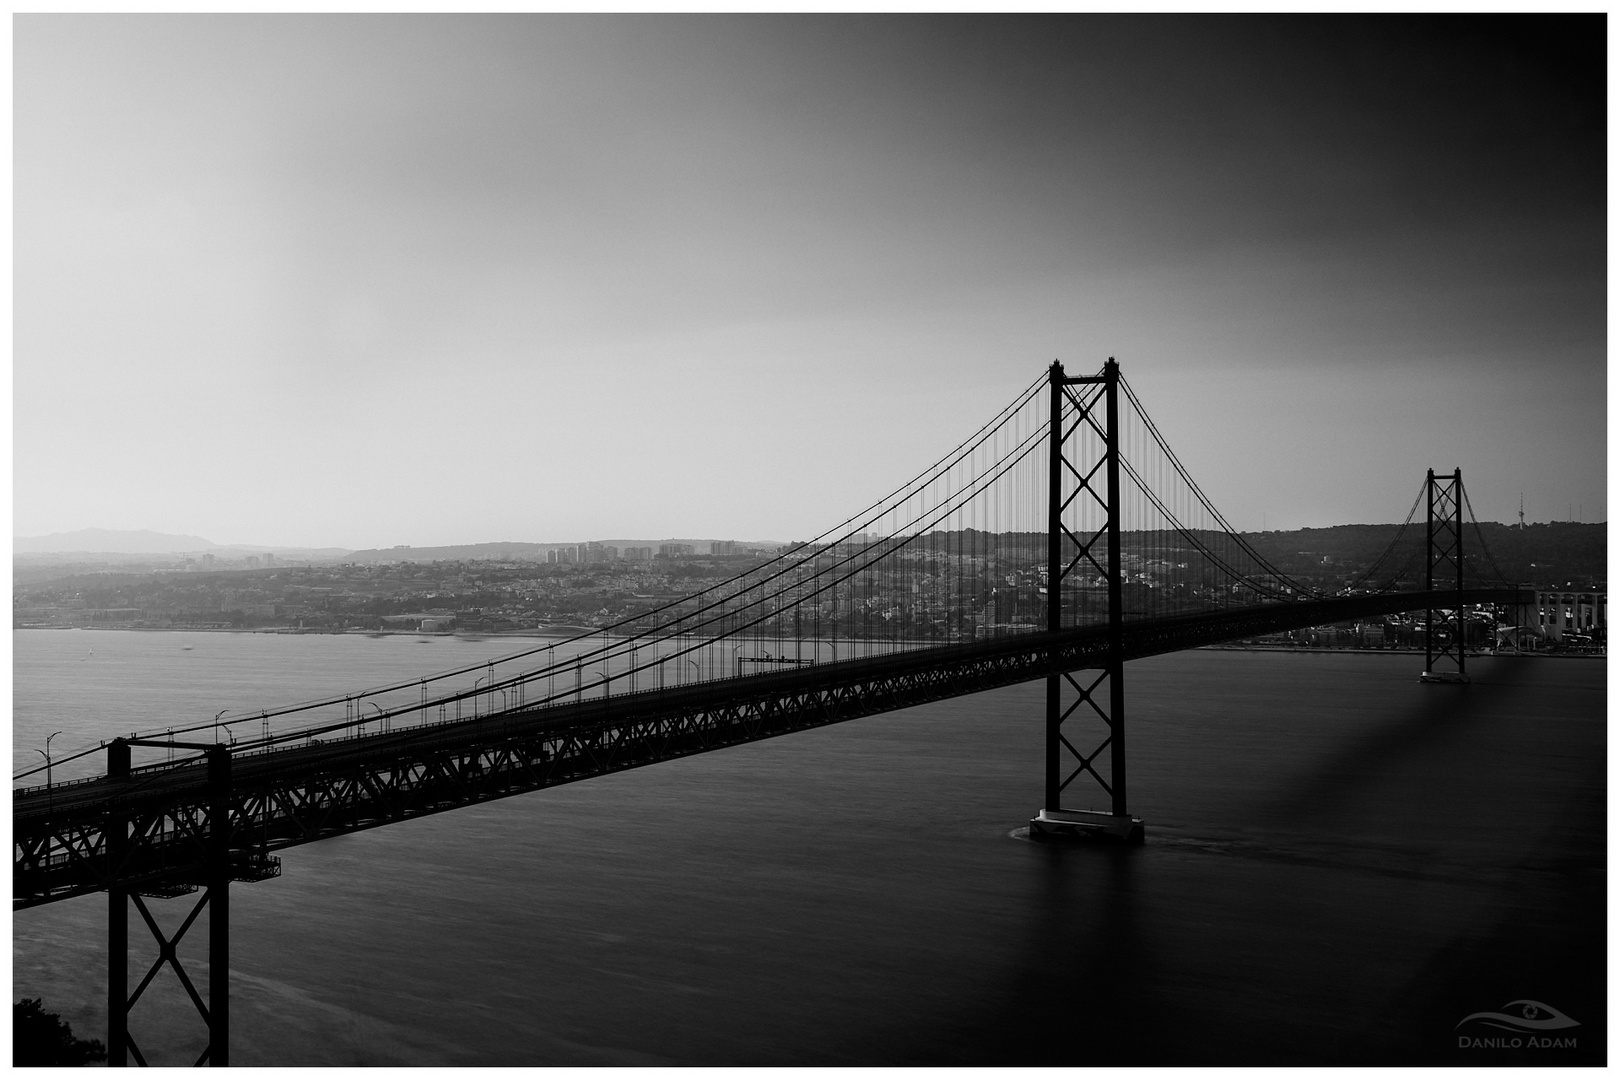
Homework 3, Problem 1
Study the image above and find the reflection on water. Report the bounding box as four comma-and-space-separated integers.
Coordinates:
11, 631, 1606, 1065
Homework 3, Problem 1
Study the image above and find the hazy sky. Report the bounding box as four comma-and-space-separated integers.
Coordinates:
14, 15, 1607, 549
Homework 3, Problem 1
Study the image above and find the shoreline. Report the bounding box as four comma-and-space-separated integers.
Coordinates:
11, 624, 595, 640
10, 624, 1606, 658
1196, 643, 1606, 658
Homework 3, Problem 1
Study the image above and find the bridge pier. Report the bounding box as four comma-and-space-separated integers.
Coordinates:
105, 739, 234, 1067
1029, 807, 1144, 843
1030, 358, 1144, 845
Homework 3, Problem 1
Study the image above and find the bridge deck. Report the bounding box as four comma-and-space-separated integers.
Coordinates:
14, 589, 1532, 907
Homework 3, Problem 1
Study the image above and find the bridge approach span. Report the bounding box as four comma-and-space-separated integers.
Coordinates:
14, 588, 1530, 909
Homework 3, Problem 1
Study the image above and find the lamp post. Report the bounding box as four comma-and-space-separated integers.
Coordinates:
37, 730, 61, 818
214, 710, 227, 745
796, 637, 836, 664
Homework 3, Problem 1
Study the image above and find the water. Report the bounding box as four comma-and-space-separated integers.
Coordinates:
12, 629, 932, 780
12, 629, 1606, 1065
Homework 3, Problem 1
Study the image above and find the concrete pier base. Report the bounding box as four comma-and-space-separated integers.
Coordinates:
1419, 670, 1471, 684
1028, 807, 1144, 844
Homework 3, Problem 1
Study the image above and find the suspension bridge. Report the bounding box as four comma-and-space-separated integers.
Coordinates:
13, 359, 1533, 1066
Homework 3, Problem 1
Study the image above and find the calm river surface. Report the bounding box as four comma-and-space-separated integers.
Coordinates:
12, 629, 1606, 1065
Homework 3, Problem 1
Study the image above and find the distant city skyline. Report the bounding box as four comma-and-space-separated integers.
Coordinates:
15, 15, 1605, 550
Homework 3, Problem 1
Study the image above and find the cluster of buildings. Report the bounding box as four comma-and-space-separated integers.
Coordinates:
12, 548, 792, 635
1523, 589, 1606, 649
1244, 592, 1606, 654
176, 552, 278, 571
547, 542, 618, 565
543, 541, 747, 564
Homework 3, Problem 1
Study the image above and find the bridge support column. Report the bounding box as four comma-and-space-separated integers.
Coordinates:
207, 747, 230, 1067
107, 739, 129, 1067
1421, 468, 1470, 684
1029, 358, 1143, 844
105, 741, 234, 1067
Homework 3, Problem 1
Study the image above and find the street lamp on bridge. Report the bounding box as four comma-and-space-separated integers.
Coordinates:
796, 637, 836, 664
35, 730, 62, 818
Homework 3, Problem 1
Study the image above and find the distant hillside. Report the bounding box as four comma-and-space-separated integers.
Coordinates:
12, 528, 351, 565
1240, 521, 1605, 590
12, 530, 788, 567
14, 528, 219, 554
345, 541, 561, 564
20, 522, 1598, 589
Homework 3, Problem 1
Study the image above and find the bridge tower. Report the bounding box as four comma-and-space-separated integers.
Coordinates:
1420, 468, 1470, 684
1028, 358, 1144, 843
105, 739, 237, 1067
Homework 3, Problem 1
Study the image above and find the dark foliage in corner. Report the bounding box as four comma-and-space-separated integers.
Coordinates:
14, 998, 106, 1067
